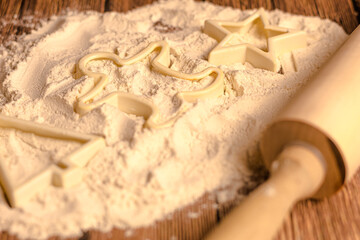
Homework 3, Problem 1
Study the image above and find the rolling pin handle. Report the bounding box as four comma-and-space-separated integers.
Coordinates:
205, 143, 326, 240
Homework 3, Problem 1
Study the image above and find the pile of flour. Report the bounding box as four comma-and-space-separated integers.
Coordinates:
0, 0, 347, 239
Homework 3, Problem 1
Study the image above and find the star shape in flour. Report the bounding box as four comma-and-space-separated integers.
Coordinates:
0, 114, 105, 207
203, 8, 307, 71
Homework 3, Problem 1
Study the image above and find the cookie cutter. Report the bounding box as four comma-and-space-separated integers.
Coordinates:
75, 41, 224, 129
0, 114, 105, 207
203, 8, 307, 71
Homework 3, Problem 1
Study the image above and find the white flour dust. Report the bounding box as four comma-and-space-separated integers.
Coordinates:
0, 0, 347, 239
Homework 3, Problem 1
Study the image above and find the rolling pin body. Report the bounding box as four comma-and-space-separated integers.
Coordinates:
263, 25, 360, 197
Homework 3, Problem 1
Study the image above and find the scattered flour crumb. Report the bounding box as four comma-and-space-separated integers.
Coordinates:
124, 229, 134, 237
188, 211, 200, 219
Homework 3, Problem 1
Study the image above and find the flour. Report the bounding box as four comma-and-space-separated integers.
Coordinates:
0, 0, 347, 239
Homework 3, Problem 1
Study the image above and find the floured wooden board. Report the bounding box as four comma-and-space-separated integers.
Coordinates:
0, 1, 359, 240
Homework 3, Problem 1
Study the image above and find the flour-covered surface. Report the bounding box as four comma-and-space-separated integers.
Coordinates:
0, 0, 347, 239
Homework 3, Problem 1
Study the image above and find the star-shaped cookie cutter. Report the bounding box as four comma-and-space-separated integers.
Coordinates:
203, 8, 307, 71
75, 41, 225, 129
0, 114, 105, 207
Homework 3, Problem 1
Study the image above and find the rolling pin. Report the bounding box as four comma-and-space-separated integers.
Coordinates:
205, 25, 360, 240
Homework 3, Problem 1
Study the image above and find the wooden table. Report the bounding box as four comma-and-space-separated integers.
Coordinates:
0, 1, 359, 240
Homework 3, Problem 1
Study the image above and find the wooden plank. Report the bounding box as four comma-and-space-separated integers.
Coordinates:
105, 0, 156, 12
0, 0, 22, 17
0, 1, 359, 240
196, 0, 275, 10
19, 0, 107, 17
272, 0, 359, 33
0, 0, 26, 43
0, 0, 107, 43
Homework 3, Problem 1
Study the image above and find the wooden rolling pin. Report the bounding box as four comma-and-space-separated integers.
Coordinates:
205, 25, 360, 240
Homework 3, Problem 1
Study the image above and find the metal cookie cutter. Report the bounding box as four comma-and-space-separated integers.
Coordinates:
203, 8, 307, 71
0, 114, 105, 207
76, 41, 224, 129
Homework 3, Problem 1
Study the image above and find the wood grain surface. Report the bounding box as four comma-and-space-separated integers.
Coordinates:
0, 0, 359, 240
